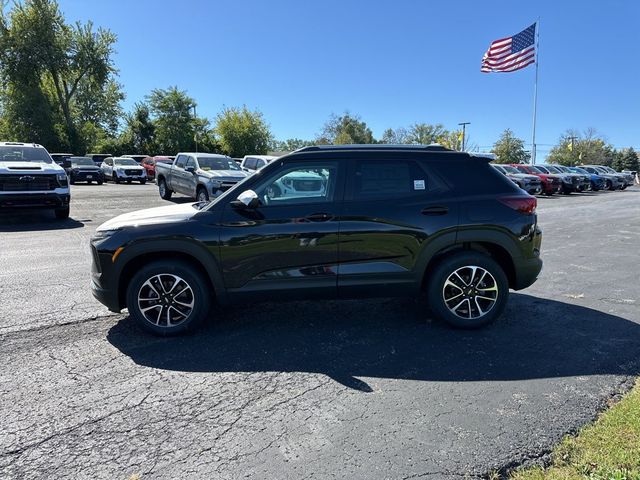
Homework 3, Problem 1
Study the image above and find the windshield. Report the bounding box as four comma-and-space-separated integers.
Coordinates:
198, 157, 241, 171
0, 146, 52, 163
114, 158, 138, 166
529, 166, 544, 174
502, 166, 520, 174
71, 158, 94, 166
571, 167, 588, 174
544, 165, 561, 173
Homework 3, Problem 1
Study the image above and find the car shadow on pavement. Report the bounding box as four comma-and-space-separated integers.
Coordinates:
0, 211, 85, 231
107, 293, 640, 392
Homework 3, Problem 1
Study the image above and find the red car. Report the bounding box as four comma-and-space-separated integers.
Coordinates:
510, 164, 562, 195
141, 156, 174, 180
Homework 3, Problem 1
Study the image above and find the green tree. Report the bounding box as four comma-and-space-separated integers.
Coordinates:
613, 147, 639, 172
380, 127, 409, 144
119, 103, 156, 154
0, 0, 123, 153
547, 129, 611, 166
271, 138, 315, 152
491, 129, 530, 164
318, 112, 374, 144
406, 123, 447, 145
147, 86, 204, 154
214, 106, 272, 157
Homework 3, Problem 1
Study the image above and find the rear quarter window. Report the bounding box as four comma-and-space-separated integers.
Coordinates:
432, 159, 517, 194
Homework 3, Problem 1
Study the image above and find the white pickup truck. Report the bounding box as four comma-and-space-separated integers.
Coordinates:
155, 152, 249, 202
0, 142, 71, 219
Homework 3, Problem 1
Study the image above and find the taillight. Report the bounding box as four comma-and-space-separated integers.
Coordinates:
498, 195, 537, 215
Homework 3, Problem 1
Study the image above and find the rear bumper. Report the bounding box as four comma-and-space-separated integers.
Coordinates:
513, 257, 543, 290
0, 192, 70, 209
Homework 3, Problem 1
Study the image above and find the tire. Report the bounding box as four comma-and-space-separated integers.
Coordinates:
87, 180, 92, 184
196, 186, 209, 202
54, 206, 70, 220
70, 178, 75, 185
140, 179, 146, 185
158, 178, 172, 200
97, 180, 103, 185
426, 251, 509, 329
114, 177, 120, 184
606, 180, 613, 190
126, 180, 131, 184
125, 260, 211, 336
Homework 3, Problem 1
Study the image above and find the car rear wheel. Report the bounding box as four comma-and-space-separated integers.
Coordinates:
426, 252, 508, 329
158, 178, 172, 200
140, 179, 146, 185
126, 260, 211, 335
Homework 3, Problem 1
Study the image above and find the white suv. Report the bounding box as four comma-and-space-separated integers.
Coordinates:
0, 142, 70, 219
240, 155, 278, 173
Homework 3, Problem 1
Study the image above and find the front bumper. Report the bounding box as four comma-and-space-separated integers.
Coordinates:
71, 171, 104, 182
0, 191, 70, 209
114, 172, 146, 181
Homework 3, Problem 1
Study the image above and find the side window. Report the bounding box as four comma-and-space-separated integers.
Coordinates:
352, 160, 429, 200
106, 158, 113, 166
255, 159, 265, 169
255, 162, 339, 206
175, 155, 187, 169
245, 158, 256, 170
185, 157, 196, 169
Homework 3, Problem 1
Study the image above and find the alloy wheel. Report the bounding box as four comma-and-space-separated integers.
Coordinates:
137, 274, 195, 327
442, 266, 498, 319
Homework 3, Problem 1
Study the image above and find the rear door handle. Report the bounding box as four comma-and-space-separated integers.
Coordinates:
306, 213, 333, 222
421, 206, 449, 216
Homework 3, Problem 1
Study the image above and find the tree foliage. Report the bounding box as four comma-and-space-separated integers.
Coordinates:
612, 147, 639, 172
214, 106, 272, 158
491, 129, 530, 164
0, 0, 123, 153
318, 112, 374, 144
546, 129, 614, 166
271, 138, 315, 152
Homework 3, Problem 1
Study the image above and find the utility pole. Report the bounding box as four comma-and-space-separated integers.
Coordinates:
568, 135, 578, 166
192, 105, 198, 153
458, 122, 470, 151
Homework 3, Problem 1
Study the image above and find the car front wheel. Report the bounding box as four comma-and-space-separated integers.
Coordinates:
158, 178, 172, 200
426, 252, 509, 329
126, 261, 211, 335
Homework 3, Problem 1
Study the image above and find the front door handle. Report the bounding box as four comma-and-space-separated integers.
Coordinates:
421, 206, 449, 216
306, 213, 333, 222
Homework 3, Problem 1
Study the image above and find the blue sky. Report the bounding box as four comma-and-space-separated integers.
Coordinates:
59, 0, 639, 156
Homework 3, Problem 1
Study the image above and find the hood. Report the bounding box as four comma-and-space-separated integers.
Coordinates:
0, 161, 63, 174
71, 164, 101, 170
114, 164, 144, 170
97, 202, 203, 231
509, 173, 539, 181
198, 169, 248, 180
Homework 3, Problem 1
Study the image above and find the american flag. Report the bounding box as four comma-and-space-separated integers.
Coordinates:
481, 23, 537, 73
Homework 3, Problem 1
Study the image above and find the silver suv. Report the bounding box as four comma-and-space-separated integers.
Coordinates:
0, 142, 70, 219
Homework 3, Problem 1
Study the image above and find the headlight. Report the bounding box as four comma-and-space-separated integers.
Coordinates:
57, 172, 68, 187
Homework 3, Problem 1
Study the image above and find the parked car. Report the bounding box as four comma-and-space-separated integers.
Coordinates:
50, 153, 73, 166
567, 166, 605, 191
101, 157, 147, 184
155, 152, 249, 202
581, 165, 624, 190
601, 166, 633, 187
90, 144, 543, 335
123, 154, 149, 165
0, 142, 70, 219
510, 164, 562, 195
240, 155, 278, 173
491, 164, 542, 195
141, 156, 174, 180
87, 153, 113, 167
65, 156, 104, 185
551, 165, 591, 191
536, 164, 578, 194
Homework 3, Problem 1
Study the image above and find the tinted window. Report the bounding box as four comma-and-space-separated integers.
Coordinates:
256, 162, 338, 206
114, 158, 138, 166
71, 158, 94, 166
186, 157, 196, 169
353, 160, 429, 200
175, 155, 187, 168
244, 158, 257, 170
105, 158, 113, 166
255, 159, 265, 169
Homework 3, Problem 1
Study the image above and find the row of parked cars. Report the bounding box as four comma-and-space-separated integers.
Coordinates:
491, 163, 635, 195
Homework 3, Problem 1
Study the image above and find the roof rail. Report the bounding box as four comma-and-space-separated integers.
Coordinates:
294, 143, 453, 153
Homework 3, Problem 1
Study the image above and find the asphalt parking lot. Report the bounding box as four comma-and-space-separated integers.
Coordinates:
1, 183, 640, 479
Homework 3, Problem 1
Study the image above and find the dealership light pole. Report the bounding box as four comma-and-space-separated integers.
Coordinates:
191, 105, 198, 153
458, 122, 470, 151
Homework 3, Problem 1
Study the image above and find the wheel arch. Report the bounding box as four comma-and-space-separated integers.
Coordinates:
115, 240, 227, 310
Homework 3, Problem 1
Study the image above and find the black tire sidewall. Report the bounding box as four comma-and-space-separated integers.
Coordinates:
427, 252, 509, 329
126, 261, 211, 336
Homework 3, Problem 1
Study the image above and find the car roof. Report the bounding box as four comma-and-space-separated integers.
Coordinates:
295, 144, 451, 153
178, 152, 230, 158
243, 155, 278, 160
0, 142, 45, 148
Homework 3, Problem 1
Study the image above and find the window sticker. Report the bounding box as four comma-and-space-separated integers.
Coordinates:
413, 179, 426, 190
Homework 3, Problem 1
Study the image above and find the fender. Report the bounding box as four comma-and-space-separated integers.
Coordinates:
114, 237, 229, 306
456, 226, 524, 260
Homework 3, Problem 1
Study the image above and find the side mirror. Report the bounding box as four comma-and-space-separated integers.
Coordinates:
231, 189, 259, 209
185, 165, 196, 173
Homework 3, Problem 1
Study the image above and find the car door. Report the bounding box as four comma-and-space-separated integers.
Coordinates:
172, 155, 188, 194
337, 154, 457, 298
184, 156, 198, 195
101, 158, 113, 178
218, 158, 345, 301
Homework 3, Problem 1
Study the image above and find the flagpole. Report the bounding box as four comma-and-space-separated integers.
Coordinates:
531, 19, 540, 164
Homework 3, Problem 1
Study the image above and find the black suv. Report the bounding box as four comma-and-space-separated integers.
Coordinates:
91, 145, 542, 334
